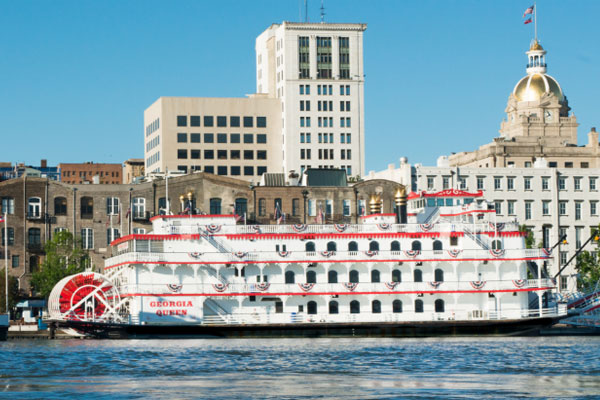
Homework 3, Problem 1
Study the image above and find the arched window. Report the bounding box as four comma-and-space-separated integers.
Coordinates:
435, 299, 445, 313
28, 228, 41, 246
329, 301, 339, 314
492, 240, 502, 250
390, 241, 400, 251
393, 299, 402, 313
80, 196, 94, 219
28, 197, 42, 218
433, 240, 443, 251
54, 197, 67, 215
392, 269, 401, 283
349, 270, 359, 283
372, 300, 381, 314
307, 301, 317, 315
348, 241, 358, 252
414, 269, 423, 282
434, 269, 444, 282
234, 198, 247, 218
305, 241, 315, 252
258, 198, 266, 216
411, 240, 421, 251
350, 300, 360, 314
328, 270, 338, 283
285, 270, 295, 284
369, 241, 379, 251
209, 198, 222, 214
326, 241, 337, 251
306, 270, 317, 284
371, 269, 380, 283
415, 299, 424, 313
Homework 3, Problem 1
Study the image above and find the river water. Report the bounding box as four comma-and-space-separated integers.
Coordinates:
0, 336, 598, 399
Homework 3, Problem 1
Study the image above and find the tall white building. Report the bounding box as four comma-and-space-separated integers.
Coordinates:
255, 22, 366, 177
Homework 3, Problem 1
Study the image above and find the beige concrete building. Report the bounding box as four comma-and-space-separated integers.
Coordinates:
449, 40, 600, 168
144, 96, 282, 181
123, 158, 145, 184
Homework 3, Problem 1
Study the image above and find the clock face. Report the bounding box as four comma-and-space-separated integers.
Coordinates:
545, 110, 553, 121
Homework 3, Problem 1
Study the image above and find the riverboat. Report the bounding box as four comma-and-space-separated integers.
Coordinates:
47, 188, 566, 338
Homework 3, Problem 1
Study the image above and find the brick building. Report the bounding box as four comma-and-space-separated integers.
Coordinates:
59, 162, 123, 184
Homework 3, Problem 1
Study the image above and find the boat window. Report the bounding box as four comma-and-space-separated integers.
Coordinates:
371, 300, 381, 314
305, 241, 315, 252
390, 241, 400, 251
433, 240, 443, 251
427, 198, 435, 207
349, 270, 359, 283
434, 269, 444, 282
491, 240, 502, 250
369, 241, 379, 251
415, 299, 424, 313
435, 299, 445, 313
393, 299, 402, 313
445, 198, 453, 206
348, 241, 358, 251
411, 241, 421, 251
329, 301, 339, 314
285, 270, 295, 284
307, 301, 317, 315
437, 198, 444, 206
306, 270, 317, 283
414, 269, 423, 282
371, 269, 380, 283
328, 270, 338, 283
392, 269, 401, 282
326, 241, 337, 251
350, 300, 360, 314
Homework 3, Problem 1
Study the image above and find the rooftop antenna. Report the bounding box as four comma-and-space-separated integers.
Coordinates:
320, 0, 325, 23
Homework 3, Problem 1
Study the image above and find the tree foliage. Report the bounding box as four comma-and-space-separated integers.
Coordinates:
519, 225, 535, 249
30, 231, 89, 299
575, 226, 600, 290
0, 268, 19, 314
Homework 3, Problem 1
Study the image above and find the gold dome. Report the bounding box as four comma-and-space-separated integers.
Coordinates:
529, 40, 544, 51
513, 73, 564, 102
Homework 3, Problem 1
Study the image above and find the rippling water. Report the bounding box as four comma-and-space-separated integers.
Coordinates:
1, 336, 599, 399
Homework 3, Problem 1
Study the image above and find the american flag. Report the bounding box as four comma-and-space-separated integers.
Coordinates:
274, 203, 283, 225
523, 5, 534, 18
316, 206, 324, 224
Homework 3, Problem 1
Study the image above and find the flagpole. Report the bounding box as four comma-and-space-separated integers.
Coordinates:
534, 2, 537, 41
4, 213, 9, 315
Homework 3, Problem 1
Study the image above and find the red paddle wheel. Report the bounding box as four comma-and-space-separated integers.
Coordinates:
49, 272, 121, 322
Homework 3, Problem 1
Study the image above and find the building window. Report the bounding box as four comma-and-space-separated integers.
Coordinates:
106, 228, 120, 244
190, 133, 200, 143
190, 116, 200, 127
218, 150, 227, 160
257, 134, 267, 144
217, 166, 227, 176
230, 166, 241, 176
494, 177, 501, 190
591, 201, 598, 216
2, 227, 14, 246
524, 177, 532, 190
258, 198, 266, 216
12, 255, 19, 268
80, 197, 93, 219
177, 149, 187, 159
177, 115, 187, 127
507, 177, 515, 190
216, 116, 227, 127
257, 151, 267, 160
177, 133, 187, 143
132, 197, 146, 219
542, 201, 550, 216
204, 116, 214, 127
574, 177, 582, 191
590, 177, 597, 191
442, 177, 450, 190
244, 134, 253, 144
217, 133, 227, 143
494, 201, 502, 215
542, 177, 549, 190
28, 228, 41, 246
508, 200, 516, 215
27, 197, 41, 218
203, 133, 214, 143
292, 199, 300, 216
257, 166, 267, 176
204, 150, 214, 160
244, 150, 254, 160
1, 197, 15, 214
81, 228, 93, 249
244, 166, 254, 176
243, 116, 253, 128
525, 201, 532, 220
106, 197, 119, 215
343, 199, 351, 216
230, 116, 240, 127
558, 177, 566, 190
209, 198, 222, 214
559, 201, 567, 216
191, 150, 200, 159
575, 202, 582, 220
54, 197, 67, 215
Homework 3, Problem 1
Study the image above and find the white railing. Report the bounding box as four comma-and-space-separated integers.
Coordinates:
116, 278, 555, 296
160, 221, 520, 236
106, 248, 552, 269
152, 305, 566, 326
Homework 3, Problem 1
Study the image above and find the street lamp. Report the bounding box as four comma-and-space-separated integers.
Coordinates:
302, 190, 309, 224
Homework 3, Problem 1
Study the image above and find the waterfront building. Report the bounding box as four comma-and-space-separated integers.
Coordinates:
144, 21, 366, 180
0, 160, 60, 182
123, 159, 145, 184
58, 162, 123, 184
448, 40, 600, 168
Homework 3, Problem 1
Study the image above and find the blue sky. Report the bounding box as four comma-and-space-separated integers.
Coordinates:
1, 1, 598, 172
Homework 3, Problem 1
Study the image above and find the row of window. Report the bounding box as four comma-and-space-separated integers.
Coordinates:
299, 117, 351, 128
300, 133, 352, 144
297, 299, 445, 315
284, 268, 445, 285
145, 118, 160, 137
299, 148, 352, 161
517, 200, 598, 220
177, 115, 267, 129
146, 135, 159, 152
177, 149, 267, 160
177, 165, 267, 176
427, 175, 599, 192
176, 132, 267, 145
146, 151, 160, 167
299, 165, 353, 175
299, 84, 351, 96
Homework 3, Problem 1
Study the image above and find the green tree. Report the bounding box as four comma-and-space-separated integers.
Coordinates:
575, 226, 600, 290
0, 268, 19, 314
519, 225, 535, 249
30, 231, 89, 298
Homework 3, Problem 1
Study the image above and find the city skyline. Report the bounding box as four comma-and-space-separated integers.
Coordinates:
1, 1, 599, 172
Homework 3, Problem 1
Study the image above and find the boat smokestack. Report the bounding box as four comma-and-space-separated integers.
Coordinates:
368, 194, 382, 215
395, 186, 407, 223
